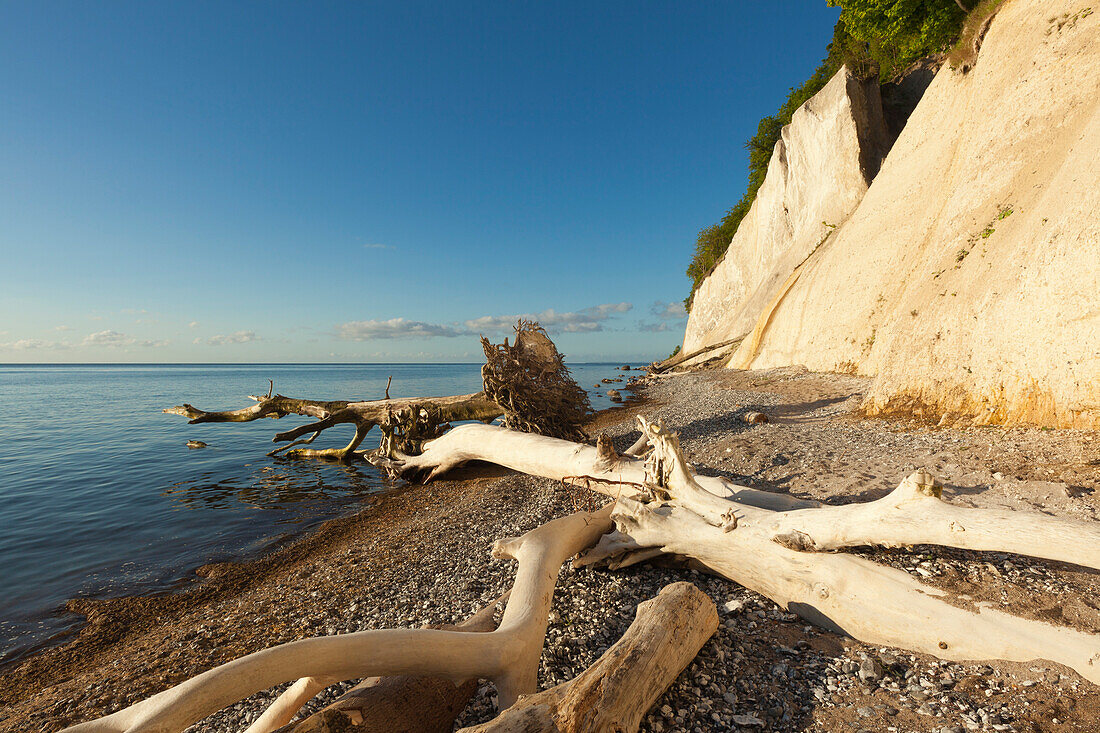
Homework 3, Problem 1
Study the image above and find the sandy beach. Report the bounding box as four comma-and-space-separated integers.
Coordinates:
3, 368, 1099, 733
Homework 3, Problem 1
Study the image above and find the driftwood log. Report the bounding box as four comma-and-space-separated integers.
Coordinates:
265, 598, 504, 733
61, 506, 615, 733
165, 390, 502, 461
457, 581, 718, 733
380, 417, 1100, 683
163, 321, 593, 461
648, 336, 744, 374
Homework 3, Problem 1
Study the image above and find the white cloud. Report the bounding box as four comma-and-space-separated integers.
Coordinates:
362, 243, 394, 250
83, 330, 135, 347
207, 330, 260, 346
188, 321, 200, 329
463, 303, 633, 335
637, 300, 688, 333
650, 301, 688, 320
336, 303, 634, 342
54, 325, 73, 332
82, 330, 167, 348
1, 338, 70, 350
337, 318, 465, 341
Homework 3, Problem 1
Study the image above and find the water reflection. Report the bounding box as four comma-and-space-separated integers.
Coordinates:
163, 459, 387, 514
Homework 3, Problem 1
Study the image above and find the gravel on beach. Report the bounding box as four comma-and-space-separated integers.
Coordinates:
2, 367, 1098, 733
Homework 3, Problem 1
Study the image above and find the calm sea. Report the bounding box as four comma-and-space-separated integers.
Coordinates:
0, 362, 627, 666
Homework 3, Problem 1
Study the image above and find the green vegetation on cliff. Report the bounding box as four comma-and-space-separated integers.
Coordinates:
684, 0, 969, 308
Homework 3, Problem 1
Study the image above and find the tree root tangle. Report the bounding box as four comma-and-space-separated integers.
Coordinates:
480, 320, 591, 442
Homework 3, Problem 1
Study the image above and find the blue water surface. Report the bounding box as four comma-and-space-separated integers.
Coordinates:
0, 362, 628, 665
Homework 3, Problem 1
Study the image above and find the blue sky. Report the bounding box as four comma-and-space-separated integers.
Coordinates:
0, 1, 840, 363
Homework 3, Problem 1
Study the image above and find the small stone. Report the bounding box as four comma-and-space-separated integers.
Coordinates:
858, 657, 884, 683
721, 599, 745, 615
731, 713, 765, 727
742, 411, 768, 424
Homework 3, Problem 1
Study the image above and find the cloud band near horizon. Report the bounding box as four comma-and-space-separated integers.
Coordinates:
336, 302, 633, 341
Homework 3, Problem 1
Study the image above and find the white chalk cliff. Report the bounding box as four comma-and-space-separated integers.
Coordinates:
682, 68, 891, 353
685, 0, 1099, 428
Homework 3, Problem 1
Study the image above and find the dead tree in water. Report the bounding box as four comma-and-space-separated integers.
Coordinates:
163, 321, 592, 461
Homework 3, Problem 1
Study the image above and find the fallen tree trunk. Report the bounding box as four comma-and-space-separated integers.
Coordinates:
384, 418, 1100, 684
61, 506, 613, 733
163, 322, 594, 461
165, 390, 502, 460
457, 581, 717, 733
649, 337, 744, 374
607, 497, 1100, 682
382, 421, 817, 512
765, 468, 1100, 568
265, 598, 504, 733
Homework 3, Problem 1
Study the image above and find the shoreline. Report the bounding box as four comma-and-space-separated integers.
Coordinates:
4, 369, 1099, 732
0, 363, 642, 673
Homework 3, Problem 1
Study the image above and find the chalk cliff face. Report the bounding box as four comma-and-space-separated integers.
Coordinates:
687, 0, 1100, 428
682, 68, 891, 353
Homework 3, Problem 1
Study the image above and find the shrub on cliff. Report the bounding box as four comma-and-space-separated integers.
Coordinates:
829, 0, 966, 80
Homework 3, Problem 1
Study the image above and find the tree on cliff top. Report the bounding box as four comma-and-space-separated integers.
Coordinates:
828, 0, 966, 79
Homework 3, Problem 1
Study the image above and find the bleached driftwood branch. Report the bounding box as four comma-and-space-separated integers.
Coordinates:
765, 468, 1100, 567
386, 417, 1100, 683
61, 506, 613, 733
164, 390, 502, 460
263, 598, 504, 733
457, 581, 718, 733
383, 419, 817, 512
